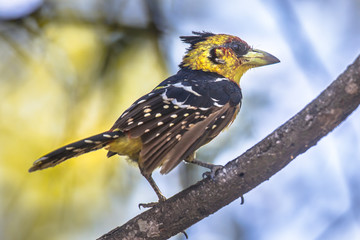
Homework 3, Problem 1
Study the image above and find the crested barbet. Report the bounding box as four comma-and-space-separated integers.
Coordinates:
29, 32, 280, 203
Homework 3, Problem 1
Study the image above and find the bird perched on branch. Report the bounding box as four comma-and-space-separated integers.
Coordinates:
29, 31, 279, 205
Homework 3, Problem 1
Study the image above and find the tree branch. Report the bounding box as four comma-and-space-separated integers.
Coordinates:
98, 55, 360, 240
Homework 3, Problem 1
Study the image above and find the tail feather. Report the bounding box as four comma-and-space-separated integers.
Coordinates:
29, 130, 124, 172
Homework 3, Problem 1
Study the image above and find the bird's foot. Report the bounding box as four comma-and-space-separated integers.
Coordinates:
138, 202, 158, 209
138, 195, 166, 209
202, 164, 223, 179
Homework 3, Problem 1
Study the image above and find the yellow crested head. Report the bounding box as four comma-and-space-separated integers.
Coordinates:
180, 32, 280, 84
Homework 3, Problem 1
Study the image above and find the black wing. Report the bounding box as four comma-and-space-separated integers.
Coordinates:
111, 69, 242, 174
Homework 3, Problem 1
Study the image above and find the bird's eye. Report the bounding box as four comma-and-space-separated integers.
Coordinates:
231, 42, 249, 56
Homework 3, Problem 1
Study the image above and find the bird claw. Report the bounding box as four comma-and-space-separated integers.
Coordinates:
240, 195, 245, 205
138, 202, 159, 209
202, 165, 223, 179
138, 195, 167, 209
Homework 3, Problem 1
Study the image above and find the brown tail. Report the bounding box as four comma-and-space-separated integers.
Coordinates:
29, 130, 124, 172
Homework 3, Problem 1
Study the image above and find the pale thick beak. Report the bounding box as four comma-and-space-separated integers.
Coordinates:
242, 49, 280, 67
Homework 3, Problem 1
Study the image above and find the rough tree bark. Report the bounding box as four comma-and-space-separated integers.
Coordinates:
98, 55, 360, 240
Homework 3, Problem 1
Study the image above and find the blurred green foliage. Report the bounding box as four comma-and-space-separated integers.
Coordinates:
0, 2, 167, 239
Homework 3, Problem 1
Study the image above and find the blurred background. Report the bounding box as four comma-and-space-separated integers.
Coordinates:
1, 0, 360, 239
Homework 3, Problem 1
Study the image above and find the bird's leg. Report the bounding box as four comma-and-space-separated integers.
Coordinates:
185, 154, 223, 179
187, 158, 245, 205
139, 171, 166, 209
